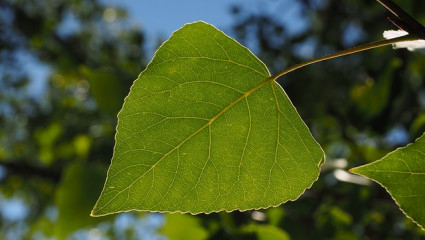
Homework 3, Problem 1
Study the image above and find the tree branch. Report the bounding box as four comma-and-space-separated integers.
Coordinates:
376, 0, 425, 39
0, 161, 61, 183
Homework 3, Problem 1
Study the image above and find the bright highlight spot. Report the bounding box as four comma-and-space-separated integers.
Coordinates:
333, 169, 370, 186
251, 211, 266, 221
383, 30, 425, 51
88, 228, 102, 240
103, 8, 117, 23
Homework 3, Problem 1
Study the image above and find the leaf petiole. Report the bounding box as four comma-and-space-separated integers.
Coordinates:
271, 34, 420, 81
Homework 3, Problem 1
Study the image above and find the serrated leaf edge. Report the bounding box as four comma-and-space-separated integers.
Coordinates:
91, 21, 325, 217
349, 132, 425, 231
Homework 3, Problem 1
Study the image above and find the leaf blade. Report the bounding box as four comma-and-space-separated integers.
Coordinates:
92, 21, 324, 216
350, 134, 425, 230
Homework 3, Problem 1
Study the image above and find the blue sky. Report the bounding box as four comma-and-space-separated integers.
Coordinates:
109, 0, 238, 36
102, 0, 307, 56
104, 0, 303, 35
27, 0, 308, 98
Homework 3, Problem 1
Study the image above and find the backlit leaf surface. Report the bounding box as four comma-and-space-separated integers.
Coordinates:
92, 21, 324, 216
350, 134, 425, 230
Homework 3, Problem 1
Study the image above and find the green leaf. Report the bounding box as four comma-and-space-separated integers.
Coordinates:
242, 224, 290, 240
91, 21, 324, 216
350, 134, 425, 230
160, 213, 209, 240
267, 207, 285, 226
56, 162, 111, 239
350, 59, 401, 118
81, 66, 126, 115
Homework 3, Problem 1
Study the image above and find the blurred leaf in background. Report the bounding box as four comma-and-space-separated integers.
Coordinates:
55, 162, 109, 239
161, 214, 209, 240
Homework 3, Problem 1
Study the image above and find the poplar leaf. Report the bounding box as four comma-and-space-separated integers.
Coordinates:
350, 134, 425, 230
92, 21, 324, 216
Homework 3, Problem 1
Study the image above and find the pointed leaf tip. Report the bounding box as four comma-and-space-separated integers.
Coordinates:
351, 133, 425, 230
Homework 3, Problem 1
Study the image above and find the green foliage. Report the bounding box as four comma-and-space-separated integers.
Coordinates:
81, 66, 127, 115
242, 224, 290, 240
351, 133, 425, 230
161, 214, 209, 240
56, 162, 110, 239
92, 22, 324, 216
2, 0, 425, 239
350, 59, 401, 118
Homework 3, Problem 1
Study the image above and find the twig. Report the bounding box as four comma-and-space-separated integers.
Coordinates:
376, 0, 425, 39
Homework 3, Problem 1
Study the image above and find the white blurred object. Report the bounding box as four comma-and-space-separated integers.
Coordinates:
251, 211, 266, 221
333, 169, 371, 186
321, 158, 348, 171
383, 30, 425, 51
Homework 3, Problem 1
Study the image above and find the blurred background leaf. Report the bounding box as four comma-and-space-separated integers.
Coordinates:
80, 66, 126, 115
55, 162, 110, 239
161, 214, 209, 240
